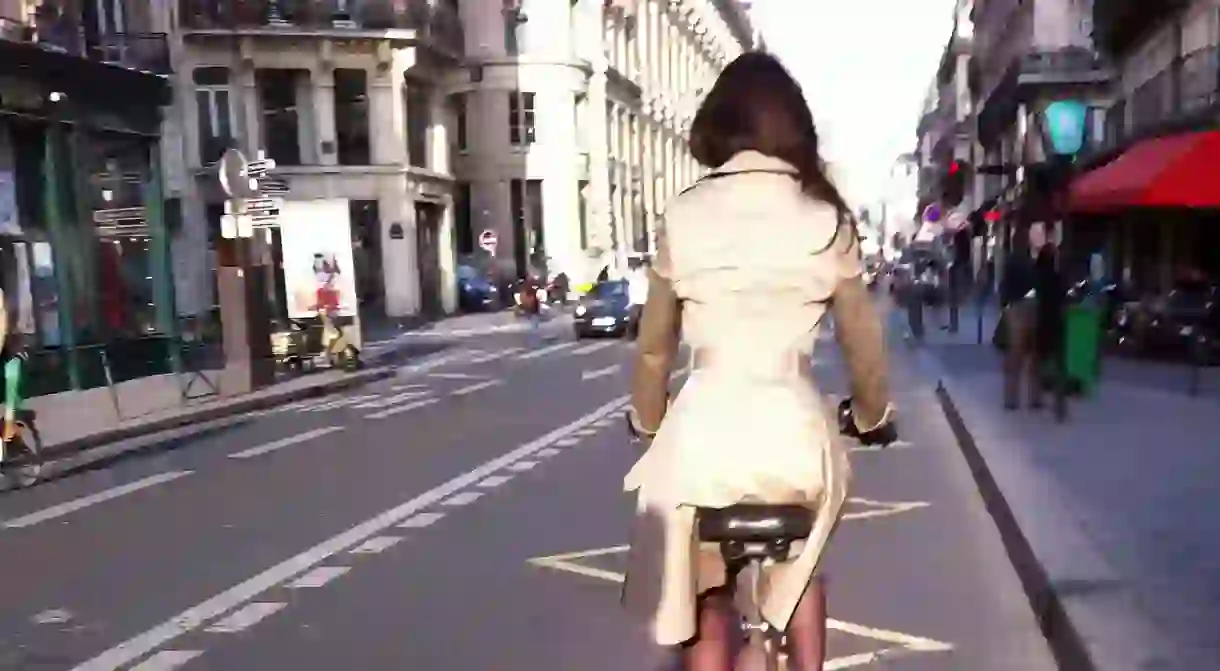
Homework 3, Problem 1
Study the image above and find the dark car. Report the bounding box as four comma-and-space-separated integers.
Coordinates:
1122, 280, 1220, 361
457, 264, 501, 312
573, 279, 635, 338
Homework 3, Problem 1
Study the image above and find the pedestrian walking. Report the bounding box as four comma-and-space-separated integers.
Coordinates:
999, 234, 1038, 410
622, 52, 896, 671
1032, 242, 1067, 415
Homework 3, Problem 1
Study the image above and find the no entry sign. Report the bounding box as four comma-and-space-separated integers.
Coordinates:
479, 229, 498, 254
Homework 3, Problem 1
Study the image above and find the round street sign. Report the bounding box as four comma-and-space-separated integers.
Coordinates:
479, 229, 498, 254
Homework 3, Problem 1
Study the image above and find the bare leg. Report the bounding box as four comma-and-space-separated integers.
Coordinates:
786, 577, 827, 671
683, 588, 734, 671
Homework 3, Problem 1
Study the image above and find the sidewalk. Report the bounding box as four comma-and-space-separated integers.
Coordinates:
910, 306, 1220, 670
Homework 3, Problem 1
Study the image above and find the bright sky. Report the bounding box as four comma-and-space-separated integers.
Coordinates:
749, 0, 957, 208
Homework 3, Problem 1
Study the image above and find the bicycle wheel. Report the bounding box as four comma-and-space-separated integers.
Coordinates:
0, 421, 44, 489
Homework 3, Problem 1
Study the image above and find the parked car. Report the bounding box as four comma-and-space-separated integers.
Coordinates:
573, 279, 635, 338
457, 264, 502, 312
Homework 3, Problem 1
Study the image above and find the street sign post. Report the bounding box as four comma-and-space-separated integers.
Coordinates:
479, 229, 498, 255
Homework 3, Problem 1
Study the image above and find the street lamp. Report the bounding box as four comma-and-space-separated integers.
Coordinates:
1035, 99, 1088, 423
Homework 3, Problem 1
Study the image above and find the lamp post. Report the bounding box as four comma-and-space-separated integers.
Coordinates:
1036, 100, 1089, 423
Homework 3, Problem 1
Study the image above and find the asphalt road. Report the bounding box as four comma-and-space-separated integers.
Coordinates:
0, 325, 1055, 671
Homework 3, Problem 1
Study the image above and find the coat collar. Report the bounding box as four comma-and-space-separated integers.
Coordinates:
710, 150, 799, 177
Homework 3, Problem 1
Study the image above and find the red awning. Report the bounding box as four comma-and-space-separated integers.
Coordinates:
1069, 130, 1220, 212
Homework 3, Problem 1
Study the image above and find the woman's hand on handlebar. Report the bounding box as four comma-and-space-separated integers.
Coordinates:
837, 397, 897, 446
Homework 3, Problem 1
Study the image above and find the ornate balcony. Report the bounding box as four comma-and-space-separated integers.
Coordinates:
178, 0, 464, 56
0, 10, 170, 74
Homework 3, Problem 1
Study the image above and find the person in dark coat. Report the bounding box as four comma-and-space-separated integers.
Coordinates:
1031, 243, 1066, 408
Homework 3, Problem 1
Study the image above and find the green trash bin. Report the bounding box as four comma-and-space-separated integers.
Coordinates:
1064, 304, 1102, 396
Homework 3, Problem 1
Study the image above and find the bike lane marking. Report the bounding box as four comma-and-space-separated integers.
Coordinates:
227, 426, 345, 460
67, 394, 631, 671
3, 471, 195, 530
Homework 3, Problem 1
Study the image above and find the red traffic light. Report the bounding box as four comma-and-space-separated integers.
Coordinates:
984, 209, 1001, 223
949, 160, 961, 175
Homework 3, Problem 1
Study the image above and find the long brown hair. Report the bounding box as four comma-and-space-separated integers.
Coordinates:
689, 52, 852, 221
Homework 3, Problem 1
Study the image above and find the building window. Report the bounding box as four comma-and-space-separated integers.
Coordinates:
454, 93, 468, 151
509, 91, 536, 146
193, 68, 232, 165
334, 68, 370, 166
406, 83, 432, 168
257, 69, 303, 166
578, 180, 589, 249
454, 182, 474, 256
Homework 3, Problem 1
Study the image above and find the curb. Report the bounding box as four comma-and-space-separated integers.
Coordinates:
12, 367, 397, 487
921, 348, 1095, 671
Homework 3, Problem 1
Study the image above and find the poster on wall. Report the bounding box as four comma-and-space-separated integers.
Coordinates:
0, 171, 21, 236
278, 199, 359, 321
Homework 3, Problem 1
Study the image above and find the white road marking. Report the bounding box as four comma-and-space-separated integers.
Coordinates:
66, 395, 629, 671
398, 512, 445, 528
428, 372, 485, 380
288, 566, 351, 589
303, 395, 379, 412
528, 544, 954, 669
554, 437, 581, 447
396, 350, 481, 377
441, 491, 483, 506
581, 363, 621, 381
349, 535, 403, 554
572, 428, 598, 436
353, 390, 432, 409
535, 447, 561, 458
571, 340, 618, 356
465, 347, 524, 364
841, 497, 930, 521
365, 398, 440, 420
477, 475, 513, 488
228, 426, 345, 460
4, 471, 194, 529
591, 419, 613, 428
508, 460, 538, 471
517, 341, 577, 360
32, 608, 73, 625
204, 602, 286, 634
129, 651, 204, 671
450, 379, 501, 397
390, 383, 430, 392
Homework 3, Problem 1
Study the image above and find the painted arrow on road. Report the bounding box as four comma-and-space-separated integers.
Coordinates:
581, 364, 621, 381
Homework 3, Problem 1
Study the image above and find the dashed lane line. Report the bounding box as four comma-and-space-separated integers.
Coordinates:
66, 394, 629, 671
450, 379, 502, 397
365, 398, 440, 421
571, 340, 620, 356
398, 512, 445, 529
204, 602, 287, 634
3, 471, 195, 529
349, 536, 403, 555
352, 390, 432, 409
516, 342, 578, 360
288, 566, 351, 589
441, 491, 483, 507
228, 426, 345, 460
129, 650, 204, 671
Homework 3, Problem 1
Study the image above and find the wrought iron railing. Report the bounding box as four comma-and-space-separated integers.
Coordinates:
92, 32, 172, 74
1101, 45, 1220, 148
179, 0, 464, 55
1130, 69, 1170, 133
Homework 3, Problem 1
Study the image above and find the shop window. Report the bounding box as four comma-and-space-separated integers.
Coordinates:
334, 68, 370, 166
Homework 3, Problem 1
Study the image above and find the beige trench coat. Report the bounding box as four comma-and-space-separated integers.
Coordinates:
621, 151, 892, 646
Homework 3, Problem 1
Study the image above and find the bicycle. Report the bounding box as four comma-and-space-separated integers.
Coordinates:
627, 398, 896, 670
0, 354, 44, 489
696, 502, 813, 671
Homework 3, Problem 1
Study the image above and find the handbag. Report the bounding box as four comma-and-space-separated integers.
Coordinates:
992, 309, 1009, 351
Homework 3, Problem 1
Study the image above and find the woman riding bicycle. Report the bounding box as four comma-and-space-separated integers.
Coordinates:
622, 52, 895, 671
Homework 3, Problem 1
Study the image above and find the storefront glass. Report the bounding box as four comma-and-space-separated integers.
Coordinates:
0, 117, 177, 395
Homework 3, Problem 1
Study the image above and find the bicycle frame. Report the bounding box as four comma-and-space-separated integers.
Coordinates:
3, 355, 22, 442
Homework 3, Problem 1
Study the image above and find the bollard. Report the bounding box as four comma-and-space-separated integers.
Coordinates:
101, 349, 123, 420
1188, 333, 1205, 397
